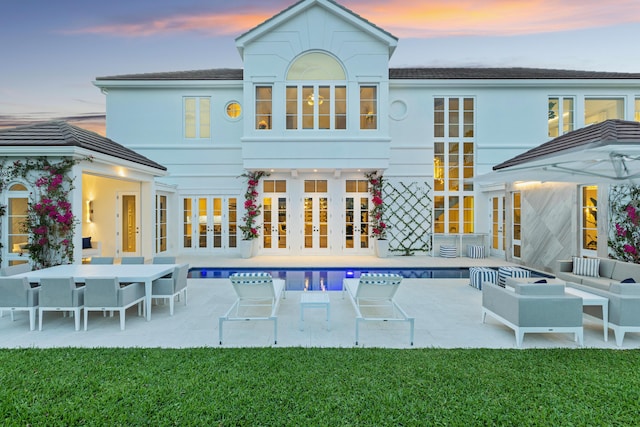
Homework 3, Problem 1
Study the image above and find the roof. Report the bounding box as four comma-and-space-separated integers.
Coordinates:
0, 121, 167, 171
494, 120, 640, 170
96, 67, 640, 81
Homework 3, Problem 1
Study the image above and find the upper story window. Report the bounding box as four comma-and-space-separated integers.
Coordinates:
635, 97, 640, 122
548, 96, 574, 137
256, 86, 272, 130
585, 97, 624, 125
286, 52, 346, 131
360, 86, 377, 130
226, 101, 241, 120
184, 97, 210, 139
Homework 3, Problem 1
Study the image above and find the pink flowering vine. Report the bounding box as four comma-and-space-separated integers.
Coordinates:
238, 171, 269, 240
366, 171, 388, 239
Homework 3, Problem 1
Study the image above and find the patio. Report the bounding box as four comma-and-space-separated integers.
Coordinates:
1, 255, 637, 349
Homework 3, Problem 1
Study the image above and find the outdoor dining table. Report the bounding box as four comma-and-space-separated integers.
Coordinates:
12, 264, 178, 321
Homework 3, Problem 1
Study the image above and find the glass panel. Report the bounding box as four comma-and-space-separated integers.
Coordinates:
122, 195, 137, 253
319, 197, 328, 248
256, 86, 272, 130
302, 86, 314, 129
316, 180, 328, 193
263, 180, 274, 193
360, 86, 377, 129
463, 98, 474, 137
335, 86, 346, 130
278, 197, 287, 249
448, 142, 459, 191
156, 195, 167, 253
286, 86, 298, 130
286, 52, 345, 80
582, 186, 598, 250
434, 98, 445, 137
304, 180, 315, 192
226, 102, 241, 119
448, 98, 459, 138
492, 198, 499, 249
275, 180, 286, 192
183, 198, 193, 248
434, 196, 445, 233
8, 197, 28, 254
213, 198, 222, 248
345, 197, 354, 249
199, 98, 210, 138
513, 192, 521, 240
434, 142, 445, 191
636, 97, 640, 122
229, 198, 237, 248
463, 196, 474, 233
563, 98, 574, 134
318, 86, 330, 129
463, 142, 474, 191
263, 197, 273, 249
360, 197, 369, 249
185, 98, 196, 138
304, 197, 313, 248
585, 98, 624, 125
197, 198, 207, 249
448, 196, 459, 233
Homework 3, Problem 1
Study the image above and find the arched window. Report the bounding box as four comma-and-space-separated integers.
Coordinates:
5, 182, 30, 265
285, 52, 347, 130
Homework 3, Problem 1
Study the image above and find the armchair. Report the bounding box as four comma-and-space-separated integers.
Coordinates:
0, 277, 40, 331
151, 263, 189, 315
83, 277, 145, 330
38, 277, 84, 331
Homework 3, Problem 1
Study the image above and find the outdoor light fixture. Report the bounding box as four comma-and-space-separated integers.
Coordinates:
86, 200, 94, 223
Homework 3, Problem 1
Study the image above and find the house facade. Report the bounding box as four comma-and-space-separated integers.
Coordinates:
85, 0, 640, 271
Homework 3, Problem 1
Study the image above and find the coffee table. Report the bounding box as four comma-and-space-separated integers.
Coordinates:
300, 292, 330, 331
566, 286, 608, 341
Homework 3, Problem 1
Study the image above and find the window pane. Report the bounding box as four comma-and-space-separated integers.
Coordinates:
635, 97, 640, 122
318, 86, 330, 129
286, 52, 345, 80
563, 98, 574, 134
286, 86, 298, 130
302, 86, 314, 129
256, 86, 272, 130
185, 98, 196, 138
360, 86, 377, 129
585, 98, 624, 125
335, 86, 346, 130
199, 98, 210, 138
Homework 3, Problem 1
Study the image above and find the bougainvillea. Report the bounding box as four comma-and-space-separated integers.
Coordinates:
0, 157, 87, 268
238, 170, 269, 240
609, 185, 640, 263
365, 171, 388, 239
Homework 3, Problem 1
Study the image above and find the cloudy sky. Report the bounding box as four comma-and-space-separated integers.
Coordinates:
1, 0, 639, 135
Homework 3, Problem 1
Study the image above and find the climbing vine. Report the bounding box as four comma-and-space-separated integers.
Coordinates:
0, 157, 88, 268
238, 170, 269, 240
609, 185, 640, 263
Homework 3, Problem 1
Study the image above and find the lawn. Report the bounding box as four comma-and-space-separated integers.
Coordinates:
1, 348, 638, 425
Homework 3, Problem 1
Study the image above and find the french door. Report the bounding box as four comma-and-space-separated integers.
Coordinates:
182, 196, 237, 251
263, 195, 288, 251
303, 180, 329, 253
490, 195, 506, 258
344, 195, 370, 253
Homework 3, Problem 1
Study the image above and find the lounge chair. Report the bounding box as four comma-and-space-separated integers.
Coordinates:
151, 263, 189, 315
219, 272, 285, 345
38, 277, 84, 331
343, 273, 415, 346
0, 277, 40, 331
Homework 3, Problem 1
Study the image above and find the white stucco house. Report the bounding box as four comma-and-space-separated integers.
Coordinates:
2, 0, 640, 272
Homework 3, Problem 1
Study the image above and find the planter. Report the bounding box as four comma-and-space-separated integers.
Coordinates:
239, 239, 255, 259
375, 239, 389, 258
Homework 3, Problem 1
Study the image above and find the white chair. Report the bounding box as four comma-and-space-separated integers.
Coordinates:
90, 257, 114, 265
83, 277, 144, 330
0, 262, 32, 318
343, 273, 414, 346
0, 277, 40, 331
121, 257, 145, 264
219, 272, 285, 345
151, 263, 189, 315
153, 256, 176, 264
38, 277, 84, 331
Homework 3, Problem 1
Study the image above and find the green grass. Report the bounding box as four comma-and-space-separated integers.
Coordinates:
1, 348, 638, 425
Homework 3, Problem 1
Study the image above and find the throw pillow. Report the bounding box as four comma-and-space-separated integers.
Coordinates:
621, 278, 637, 283
82, 236, 92, 249
534, 279, 547, 284
572, 256, 600, 277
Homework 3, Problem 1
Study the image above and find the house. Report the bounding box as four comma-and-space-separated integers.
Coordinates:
2, 0, 640, 272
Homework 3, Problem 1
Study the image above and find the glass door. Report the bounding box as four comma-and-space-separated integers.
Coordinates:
5, 183, 30, 266
263, 180, 287, 252
182, 196, 237, 252
303, 180, 329, 253
344, 179, 370, 253
118, 192, 140, 257
490, 196, 506, 258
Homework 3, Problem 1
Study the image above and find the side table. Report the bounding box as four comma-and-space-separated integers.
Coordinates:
300, 292, 330, 331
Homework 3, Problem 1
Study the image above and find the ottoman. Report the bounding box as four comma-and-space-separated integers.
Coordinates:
469, 267, 497, 290
498, 266, 531, 287
439, 245, 458, 258
467, 244, 485, 259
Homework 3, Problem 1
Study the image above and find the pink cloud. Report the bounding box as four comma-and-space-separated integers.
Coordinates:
61, 1, 640, 38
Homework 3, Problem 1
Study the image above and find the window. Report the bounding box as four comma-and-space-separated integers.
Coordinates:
512, 192, 521, 258
256, 86, 272, 130
581, 186, 598, 253
184, 97, 210, 139
585, 97, 624, 125
360, 86, 377, 129
226, 102, 241, 119
433, 97, 475, 234
635, 97, 640, 122
7, 183, 29, 265
548, 97, 574, 137
155, 195, 167, 253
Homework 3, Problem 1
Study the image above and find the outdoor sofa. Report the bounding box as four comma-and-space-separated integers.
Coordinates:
556, 257, 640, 346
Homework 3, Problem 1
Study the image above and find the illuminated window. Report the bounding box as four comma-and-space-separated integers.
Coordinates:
585, 98, 624, 125
360, 86, 377, 130
512, 192, 521, 259
548, 97, 574, 137
226, 101, 241, 119
184, 97, 211, 139
256, 86, 272, 130
155, 195, 167, 253
581, 186, 598, 253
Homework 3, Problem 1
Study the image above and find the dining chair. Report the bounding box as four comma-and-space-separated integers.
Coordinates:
90, 257, 114, 265
0, 277, 40, 331
151, 263, 189, 315
83, 277, 144, 330
121, 257, 145, 264
38, 277, 84, 331
152, 256, 176, 264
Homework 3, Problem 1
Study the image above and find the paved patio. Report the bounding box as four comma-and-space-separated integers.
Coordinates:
1, 255, 637, 349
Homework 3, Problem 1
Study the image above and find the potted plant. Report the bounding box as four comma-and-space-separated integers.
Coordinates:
238, 170, 269, 258
366, 171, 389, 257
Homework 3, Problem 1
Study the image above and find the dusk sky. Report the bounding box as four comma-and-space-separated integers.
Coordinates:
2, 0, 640, 135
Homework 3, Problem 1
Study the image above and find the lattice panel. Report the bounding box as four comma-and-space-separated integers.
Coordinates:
384, 181, 433, 255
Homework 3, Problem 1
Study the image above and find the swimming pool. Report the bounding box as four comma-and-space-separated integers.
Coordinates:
189, 267, 550, 291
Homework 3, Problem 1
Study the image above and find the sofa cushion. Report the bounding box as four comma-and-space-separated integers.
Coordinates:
611, 261, 640, 283
598, 258, 617, 278
609, 282, 640, 295
580, 276, 612, 292
572, 257, 600, 277
82, 237, 92, 249
515, 283, 565, 296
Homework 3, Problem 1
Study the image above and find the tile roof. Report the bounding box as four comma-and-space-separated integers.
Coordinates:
0, 121, 166, 171
96, 67, 640, 81
494, 119, 640, 170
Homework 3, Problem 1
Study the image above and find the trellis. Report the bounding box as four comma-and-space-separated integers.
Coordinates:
384, 181, 433, 255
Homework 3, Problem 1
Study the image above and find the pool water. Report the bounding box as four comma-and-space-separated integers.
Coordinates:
189, 267, 550, 291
